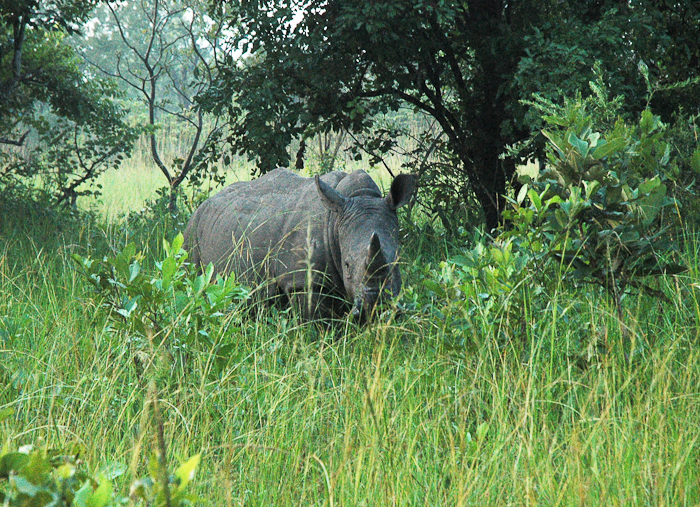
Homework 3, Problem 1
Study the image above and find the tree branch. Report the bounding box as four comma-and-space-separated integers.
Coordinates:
0, 131, 30, 146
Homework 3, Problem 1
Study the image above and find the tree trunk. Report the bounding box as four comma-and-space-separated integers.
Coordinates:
168, 185, 178, 214
471, 161, 507, 233
463, 0, 519, 232
295, 139, 306, 169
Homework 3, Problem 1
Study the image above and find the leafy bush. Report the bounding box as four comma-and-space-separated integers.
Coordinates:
665, 113, 700, 226
0, 442, 115, 507
405, 231, 539, 353
504, 84, 686, 319
72, 233, 249, 355
0, 425, 201, 506
414, 82, 691, 355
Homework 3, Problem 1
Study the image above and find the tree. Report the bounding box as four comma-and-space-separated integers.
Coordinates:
203, 0, 700, 231
79, 0, 227, 212
1, 0, 138, 205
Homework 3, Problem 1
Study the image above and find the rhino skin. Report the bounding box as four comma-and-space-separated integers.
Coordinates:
183, 168, 416, 321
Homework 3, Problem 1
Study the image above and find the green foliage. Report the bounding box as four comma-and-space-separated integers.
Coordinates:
506, 88, 685, 315
413, 236, 540, 351
202, 0, 544, 229
0, 442, 114, 507
413, 82, 692, 357
0, 437, 200, 506
2, 177, 700, 504
1, 2, 138, 204
129, 453, 201, 507
664, 113, 700, 227
72, 233, 250, 350
205, 0, 700, 230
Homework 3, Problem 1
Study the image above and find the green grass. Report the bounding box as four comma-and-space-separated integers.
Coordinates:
1, 158, 700, 505
91, 133, 401, 223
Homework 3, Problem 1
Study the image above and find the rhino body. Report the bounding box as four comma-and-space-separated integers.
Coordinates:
183, 168, 416, 320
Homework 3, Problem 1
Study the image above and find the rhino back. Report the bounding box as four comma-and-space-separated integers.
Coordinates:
334, 170, 382, 198
185, 169, 353, 287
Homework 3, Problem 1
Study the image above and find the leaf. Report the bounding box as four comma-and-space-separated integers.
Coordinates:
100, 462, 127, 480
19, 451, 50, 484
204, 263, 215, 286
591, 137, 626, 159
161, 257, 177, 288
690, 149, 700, 174
553, 209, 567, 230
567, 131, 590, 157
117, 298, 138, 318
128, 262, 141, 283
660, 142, 671, 166
449, 255, 474, 268
56, 463, 75, 480
517, 163, 539, 182
423, 279, 445, 298
640, 109, 657, 135
637, 184, 667, 226
74, 481, 92, 507
193, 274, 207, 294
527, 187, 542, 211
171, 233, 184, 254
637, 176, 661, 195
11, 475, 40, 496
638, 59, 650, 82
122, 243, 137, 262
583, 180, 601, 199
174, 454, 200, 490
0, 452, 29, 478
72, 253, 86, 266
87, 477, 113, 507
542, 130, 565, 158
516, 183, 529, 205
0, 407, 14, 422
476, 422, 489, 441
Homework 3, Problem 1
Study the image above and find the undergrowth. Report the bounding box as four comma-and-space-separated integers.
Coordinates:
1, 190, 699, 505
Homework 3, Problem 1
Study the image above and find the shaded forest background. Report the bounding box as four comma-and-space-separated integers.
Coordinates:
2, 0, 699, 231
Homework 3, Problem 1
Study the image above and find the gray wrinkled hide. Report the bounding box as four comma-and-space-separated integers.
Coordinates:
183, 168, 415, 320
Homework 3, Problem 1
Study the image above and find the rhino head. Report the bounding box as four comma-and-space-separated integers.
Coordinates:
315, 173, 416, 321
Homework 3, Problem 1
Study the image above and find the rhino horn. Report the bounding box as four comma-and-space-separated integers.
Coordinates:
385, 173, 417, 210
367, 232, 386, 272
315, 175, 347, 213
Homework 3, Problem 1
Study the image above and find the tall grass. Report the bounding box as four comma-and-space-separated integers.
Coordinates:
1, 162, 700, 505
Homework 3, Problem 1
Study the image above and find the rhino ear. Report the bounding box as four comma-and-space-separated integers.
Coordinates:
385, 173, 417, 210
316, 175, 347, 213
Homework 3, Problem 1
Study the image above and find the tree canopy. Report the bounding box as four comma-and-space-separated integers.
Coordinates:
203, 0, 700, 231
1, 0, 137, 205
77, 0, 227, 211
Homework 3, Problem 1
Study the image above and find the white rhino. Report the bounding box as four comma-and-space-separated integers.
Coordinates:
184, 168, 416, 321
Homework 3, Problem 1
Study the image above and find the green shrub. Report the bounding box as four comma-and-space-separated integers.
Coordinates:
406, 233, 541, 352
505, 85, 686, 318
72, 233, 249, 358
0, 423, 201, 507
415, 81, 691, 355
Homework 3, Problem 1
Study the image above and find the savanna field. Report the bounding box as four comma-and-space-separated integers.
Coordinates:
1, 150, 700, 506
4, 0, 700, 503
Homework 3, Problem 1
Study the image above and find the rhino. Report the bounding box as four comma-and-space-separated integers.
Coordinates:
183, 168, 416, 321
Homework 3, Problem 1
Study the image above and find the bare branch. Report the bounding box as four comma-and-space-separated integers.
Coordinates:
0, 131, 30, 146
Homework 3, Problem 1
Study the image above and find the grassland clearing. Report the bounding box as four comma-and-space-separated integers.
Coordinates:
1, 151, 699, 505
